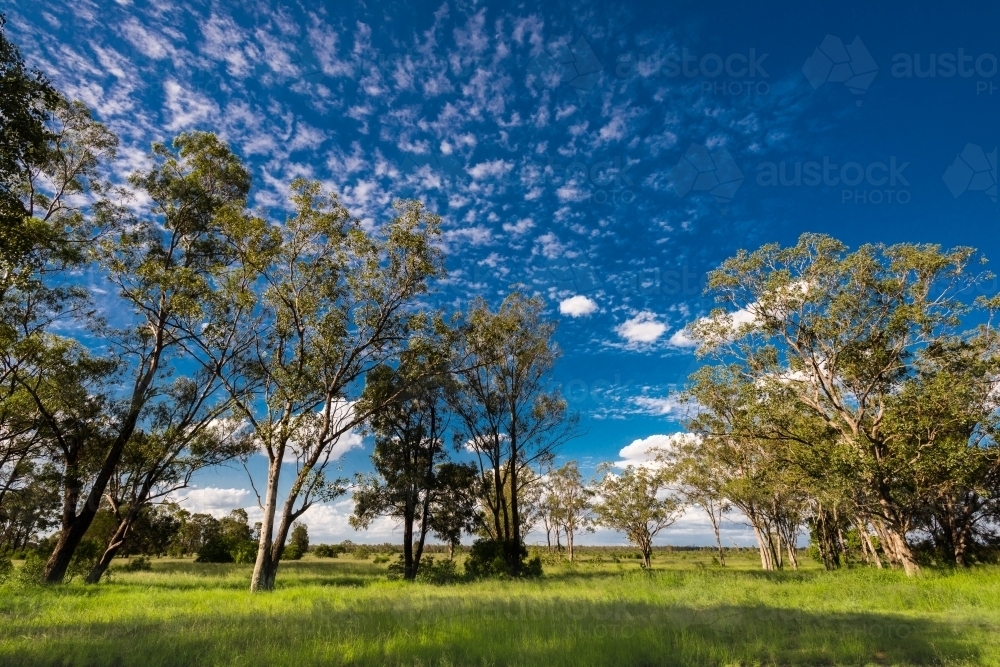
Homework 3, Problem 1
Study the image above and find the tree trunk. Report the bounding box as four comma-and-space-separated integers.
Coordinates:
43, 335, 163, 584
752, 523, 774, 571
567, 527, 574, 562
86, 517, 132, 584
876, 504, 919, 576
707, 508, 726, 566
786, 537, 798, 570
508, 452, 521, 575
860, 521, 883, 569
403, 510, 415, 580
250, 459, 282, 592
886, 528, 920, 576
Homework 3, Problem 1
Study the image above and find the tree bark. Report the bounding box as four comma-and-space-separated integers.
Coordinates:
250, 459, 282, 592
707, 507, 726, 566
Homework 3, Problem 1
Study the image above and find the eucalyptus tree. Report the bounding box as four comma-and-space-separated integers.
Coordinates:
593, 463, 682, 568
0, 97, 118, 524
37, 132, 253, 582
85, 377, 255, 583
350, 350, 454, 581
884, 329, 1000, 566
689, 234, 996, 575
426, 461, 480, 559
0, 12, 57, 257
547, 461, 592, 562
658, 434, 731, 566
213, 181, 445, 592
448, 293, 579, 574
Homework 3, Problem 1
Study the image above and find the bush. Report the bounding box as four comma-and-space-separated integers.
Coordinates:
289, 523, 308, 555
14, 552, 46, 585
281, 543, 303, 561
230, 540, 257, 564
464, 539, 542, 579
418, 556, 460, 584
372, 554, 391, 564
386, 555, 462, 584
312, 544, 342, 558
0, 557, 12, 584
195, 536, 235, 563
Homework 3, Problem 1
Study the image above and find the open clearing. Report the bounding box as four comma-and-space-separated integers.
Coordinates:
2, 552, 999, 666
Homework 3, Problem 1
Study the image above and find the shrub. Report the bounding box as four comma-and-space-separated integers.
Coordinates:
230, 541, 257, 564
464, 539, 542, 579
14, 552, 46, 585
418, 556, 460, 584
372, 554, 391, 564
0, 557, 12, 584
312, 544, 342, 558
289, 523, 308, 555
281, 543, 303, 561
195, 536, 235, 563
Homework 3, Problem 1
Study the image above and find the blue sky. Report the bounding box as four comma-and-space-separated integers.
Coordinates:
8, 0, 998, 545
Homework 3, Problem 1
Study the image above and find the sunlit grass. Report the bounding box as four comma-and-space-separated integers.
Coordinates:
2, 552, 998, 666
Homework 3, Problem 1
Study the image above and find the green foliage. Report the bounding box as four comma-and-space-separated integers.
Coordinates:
417, 556, 460, 584
464, 538, 542, 579
13, 552, 45, 585
230, 541, 257, 565
190, 510, 255, 563
0, 557, 11, 583
311, 544, 343, 558
288, 523, 308, 555
281, 544, 304, 561
196, 536, 235, 564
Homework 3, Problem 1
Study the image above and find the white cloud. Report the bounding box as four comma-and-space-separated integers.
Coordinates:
534, 231, 569, 259
170, 487, 250, 518
121, 18, 172, 60
502, 217, 535, 235
163, 79, 219, 131
633, 395, 682, 416
467, 159, 513, 179
616, 311, 667, 344
668, 329, 698, 348
616, 433, 700, 468
559, 295, 598, 317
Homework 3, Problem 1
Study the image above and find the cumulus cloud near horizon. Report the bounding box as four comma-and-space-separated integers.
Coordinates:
169, 487, 251, 518
559, 295, 598, 317
616, 432, 701, 468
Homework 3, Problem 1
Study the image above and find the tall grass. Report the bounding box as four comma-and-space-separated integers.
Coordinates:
1, 554, 997, 666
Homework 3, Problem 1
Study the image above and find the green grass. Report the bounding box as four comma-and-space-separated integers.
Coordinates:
2, 551, 999, 666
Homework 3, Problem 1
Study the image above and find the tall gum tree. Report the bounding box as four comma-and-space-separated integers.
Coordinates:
690, 234, 996, 575
40, 132, 252, 582
448, 293, 579, 574
213, 180, 445, 592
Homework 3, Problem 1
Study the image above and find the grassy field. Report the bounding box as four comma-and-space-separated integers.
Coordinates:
1, 549, 999, 666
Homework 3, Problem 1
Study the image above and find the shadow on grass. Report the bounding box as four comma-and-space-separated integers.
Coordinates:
0, 594, 979, 667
